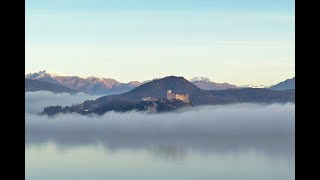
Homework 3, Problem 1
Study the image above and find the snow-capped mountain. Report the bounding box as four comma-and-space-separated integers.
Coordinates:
239, 84, 271, 88
25, 70, 142, 95
190, 77, 238, 90
25, 70, 60, 79
25, 70, 61, 85
25, 70, 47, 79
190, 77, 212, 83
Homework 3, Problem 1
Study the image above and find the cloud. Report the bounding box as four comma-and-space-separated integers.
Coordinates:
25, 91, 294, 157
26, 91, 294, 135
25, 91, 100, 114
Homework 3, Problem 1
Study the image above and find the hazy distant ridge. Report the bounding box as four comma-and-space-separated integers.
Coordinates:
25, 79, 79, 94
270, 77, 295, 90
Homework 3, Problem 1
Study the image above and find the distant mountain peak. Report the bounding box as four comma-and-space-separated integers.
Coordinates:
190, 77, 238, 90
38, 70, 47, 74
25, 71, 143, 95
239, 84, 270, 88
25, 70, 60, 79
142, 77, 161, 84
162, 76, 186, 80
94, 75, 200, 103
128, 81, 142, 86
86, 76, 99, 79
26, 70, 49, 79
86, 76, 104, 82
86, 76, 108, 80
190, 77, 211, 83
270, 77, 295, 90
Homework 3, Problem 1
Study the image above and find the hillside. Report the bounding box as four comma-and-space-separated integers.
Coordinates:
270, 77, 295, 90
26, 70, 142, 95
25, 79, 80, 94
42, 76, 295, 115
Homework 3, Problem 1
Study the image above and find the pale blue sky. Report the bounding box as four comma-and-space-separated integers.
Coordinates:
26, 0, 295, 86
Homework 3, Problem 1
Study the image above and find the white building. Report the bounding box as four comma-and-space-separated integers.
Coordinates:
166, 90, 190, 103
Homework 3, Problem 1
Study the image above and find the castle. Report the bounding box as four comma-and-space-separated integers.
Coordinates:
166, 90, 190, 103
141, 90, 190, 103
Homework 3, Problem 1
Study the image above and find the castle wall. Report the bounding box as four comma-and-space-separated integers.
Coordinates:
142, 97, 159, 102
167, 90, 190, 103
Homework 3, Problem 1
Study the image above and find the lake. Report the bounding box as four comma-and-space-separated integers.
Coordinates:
25, 93, 294, 180
26, 133, 294, 180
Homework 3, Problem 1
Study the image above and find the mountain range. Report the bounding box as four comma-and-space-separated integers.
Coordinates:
26, 70, 295, 95
42, 76, 295, 115
25, 70, 141, 95
25, 79, 79, 94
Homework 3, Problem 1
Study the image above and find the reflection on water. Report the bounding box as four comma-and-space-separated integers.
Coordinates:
26, 133, 294, 180
25, 102, 294, 180
149, 145, 187, 161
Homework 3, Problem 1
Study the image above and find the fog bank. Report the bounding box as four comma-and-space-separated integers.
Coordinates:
26, 106, 294, 135
25, 91, 294, 135
25, 91, 100, 114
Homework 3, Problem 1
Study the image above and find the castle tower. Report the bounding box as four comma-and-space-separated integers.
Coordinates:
167, 90, 173, 100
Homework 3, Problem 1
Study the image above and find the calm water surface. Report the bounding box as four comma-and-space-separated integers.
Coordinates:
26, 134, 294, 180
25, 100, 294, 180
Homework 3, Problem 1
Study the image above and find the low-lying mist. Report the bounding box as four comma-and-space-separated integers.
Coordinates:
25, 91, 295, 156
26, 91, 294, 135
25, 91, 100, 114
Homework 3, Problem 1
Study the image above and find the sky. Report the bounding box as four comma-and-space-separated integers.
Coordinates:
25, 0, 295, 86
